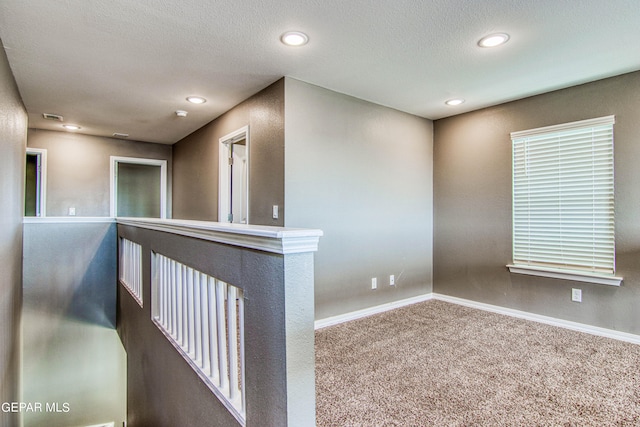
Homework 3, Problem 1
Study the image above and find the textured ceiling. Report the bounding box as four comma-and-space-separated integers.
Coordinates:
1, 0, 639, 144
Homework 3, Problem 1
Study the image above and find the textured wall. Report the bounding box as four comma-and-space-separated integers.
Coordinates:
0, 38, 27, 427
27, 129, 172, 217
434, 71, 640, 334
172, 79, 285, 226
284, 78, 434, 319
22, 220, 126, 426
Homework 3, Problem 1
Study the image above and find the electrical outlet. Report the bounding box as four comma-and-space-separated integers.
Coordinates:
390, 274, 395, 286
68, 207, 76, 216
571, 288, 582, 302
371, 277, 377, 290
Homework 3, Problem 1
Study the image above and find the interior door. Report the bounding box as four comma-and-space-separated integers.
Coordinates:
219, 126, 249, 224
230, 139, 248, 224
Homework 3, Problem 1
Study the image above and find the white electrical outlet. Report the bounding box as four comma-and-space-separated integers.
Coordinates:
572, 288, 582, 302
371, 277, 377, 290
390, 274, 395, 286
68, 207, 76, 216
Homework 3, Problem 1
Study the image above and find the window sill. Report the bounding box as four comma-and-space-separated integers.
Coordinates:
507, 264, 622, 287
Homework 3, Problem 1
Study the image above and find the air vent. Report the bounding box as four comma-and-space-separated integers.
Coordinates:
112, 133, 129, 138
43, 113, 63, 121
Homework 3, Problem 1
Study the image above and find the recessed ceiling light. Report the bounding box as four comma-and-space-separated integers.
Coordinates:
113, 133, 129, 138
186, 96, 206, 104
280, 31, 309, 47
445, 98, 465, 106
62, 124, 81, 130
176, 110, 188, 117
478, 33, 510, 48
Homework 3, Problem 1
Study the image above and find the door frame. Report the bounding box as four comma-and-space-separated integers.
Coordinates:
218, 126, 249, 223
25, 147, 47, 217
110, 156, 168, 218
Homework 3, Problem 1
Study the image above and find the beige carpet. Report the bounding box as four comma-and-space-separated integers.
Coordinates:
315, 299, 640, 426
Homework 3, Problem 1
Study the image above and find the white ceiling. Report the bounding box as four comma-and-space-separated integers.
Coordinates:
1, 0, 639, 144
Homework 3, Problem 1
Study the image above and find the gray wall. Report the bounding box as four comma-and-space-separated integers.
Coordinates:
284, 78, 434, 319
0, 37, 27, 427
27, 129, 172, 217
172, 79, 285, 225
117, 225, 244, 426
117, 224, 316, 426
434, 71, 640, 335
22, 220, 126, 427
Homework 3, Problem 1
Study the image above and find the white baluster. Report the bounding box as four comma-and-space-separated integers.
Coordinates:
227, 285, 239, 401
238, 288, 246, 413
154, 254, 159, 319
122, 239, 127, 284
134, 243, 138, 298
216, 280, 229, 390
200, 273, 210, 371
208, 276, 219, 381
176, 263, 183, 344
194, 269, 202, 364
186, 267, 194, 355
182, 264, 188, 348
163, 256, 169, 327
170, 259, 177, 336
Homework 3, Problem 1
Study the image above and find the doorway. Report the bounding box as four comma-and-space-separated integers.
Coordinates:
110, 156, 167, 218
25, 148, 47, 217
219, 126, 249, 224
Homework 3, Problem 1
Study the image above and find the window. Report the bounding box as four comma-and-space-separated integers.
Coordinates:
508, 115, 622, 286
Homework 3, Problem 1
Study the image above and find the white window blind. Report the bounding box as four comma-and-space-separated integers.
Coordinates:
511, 115, 615, 275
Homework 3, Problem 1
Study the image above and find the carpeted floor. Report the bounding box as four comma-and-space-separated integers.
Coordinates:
315, 299, 640, 426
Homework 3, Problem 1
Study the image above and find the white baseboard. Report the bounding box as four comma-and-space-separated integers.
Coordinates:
314, 292, 640, 345
432, 293, 640, 345
314, 294, 433, 329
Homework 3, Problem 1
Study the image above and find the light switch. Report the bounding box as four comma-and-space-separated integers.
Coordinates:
272, 205, 279, 219
571, 288, 582, 302
68, 207, 76, 216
